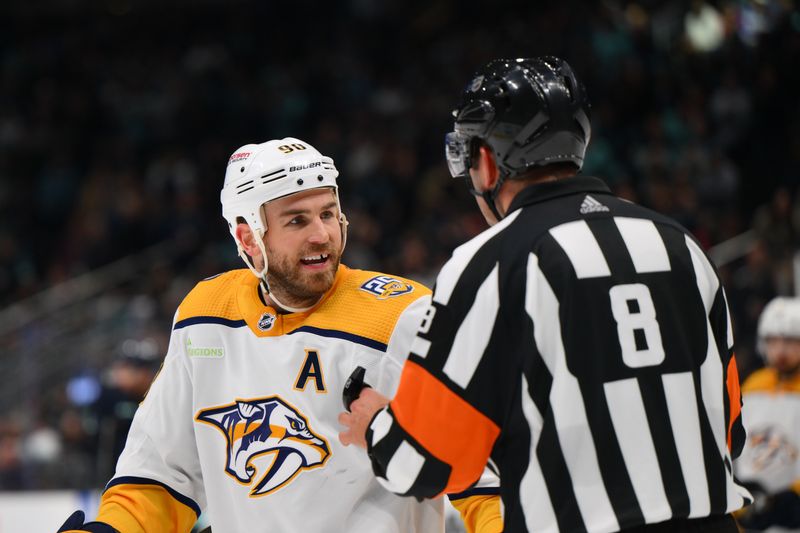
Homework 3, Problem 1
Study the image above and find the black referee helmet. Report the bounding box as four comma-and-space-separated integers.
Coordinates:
445, 56, 592, 182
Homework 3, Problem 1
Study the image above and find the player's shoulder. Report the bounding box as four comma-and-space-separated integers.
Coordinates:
326, 267, 431, 317
742, 367, 800, 394
608, 195, 695, 237
300, 266, 431, 347
338, 266, 431, 299
742, 367, 782, 394
176, 269, 251, 323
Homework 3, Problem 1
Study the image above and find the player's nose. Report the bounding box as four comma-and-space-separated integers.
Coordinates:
307, 217, 331, 244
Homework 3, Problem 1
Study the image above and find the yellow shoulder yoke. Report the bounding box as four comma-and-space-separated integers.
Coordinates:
292, 267, 431, 346
742, 367, 800, 394
176, 270, 251, 322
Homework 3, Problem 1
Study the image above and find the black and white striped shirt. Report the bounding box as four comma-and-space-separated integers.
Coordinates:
366, 176, 751, 532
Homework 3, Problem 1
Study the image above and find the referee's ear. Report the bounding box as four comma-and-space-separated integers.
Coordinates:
474, 145, 500, 191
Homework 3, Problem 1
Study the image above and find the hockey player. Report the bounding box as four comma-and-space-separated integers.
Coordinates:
59, 138, 499, 532
736, 297, 800, 531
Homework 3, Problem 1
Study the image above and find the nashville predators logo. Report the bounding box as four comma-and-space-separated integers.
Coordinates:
747, 427, 798, 472
360, 275, 414, 300
196, 397, 330, 497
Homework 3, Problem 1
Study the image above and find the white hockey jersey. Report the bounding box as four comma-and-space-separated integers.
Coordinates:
736, 368, 800, 494
90, 266, 445, 533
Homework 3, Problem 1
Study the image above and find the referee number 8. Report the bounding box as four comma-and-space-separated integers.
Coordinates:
609, 283, 665, 368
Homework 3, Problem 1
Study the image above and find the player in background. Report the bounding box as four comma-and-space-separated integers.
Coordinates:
58, 138, 499, 532
735, 297, 800, 531
340, 57, 752, 532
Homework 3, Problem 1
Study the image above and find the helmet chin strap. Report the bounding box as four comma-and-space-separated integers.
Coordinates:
254, 237, 320, 314
481, 174, 506, 222
235, 229, 317, 314
259, 280, 317, 314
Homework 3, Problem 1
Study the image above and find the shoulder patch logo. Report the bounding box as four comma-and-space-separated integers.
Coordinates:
580, 195, 610, 214
196, 396, 330, 497
360, 275, 414, 299
185, 338, 225, 358
258, 312, 276, 331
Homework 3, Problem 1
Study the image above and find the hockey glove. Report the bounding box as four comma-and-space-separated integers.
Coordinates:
342, 366, 371, 412
57, 510, 118, 533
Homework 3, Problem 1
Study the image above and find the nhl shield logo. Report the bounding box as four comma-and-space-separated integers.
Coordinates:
258, 312, 276, 331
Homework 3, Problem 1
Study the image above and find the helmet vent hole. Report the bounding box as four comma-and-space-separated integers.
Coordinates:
240, 167, 245, 172
317, 175, 323, 181
297, 178, 304, 185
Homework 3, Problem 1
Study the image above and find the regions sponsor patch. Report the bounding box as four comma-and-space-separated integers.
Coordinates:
185, 338, 224, 358
360, 275, 414, 300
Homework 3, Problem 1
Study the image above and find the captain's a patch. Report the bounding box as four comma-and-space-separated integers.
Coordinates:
360, 275, 414, 300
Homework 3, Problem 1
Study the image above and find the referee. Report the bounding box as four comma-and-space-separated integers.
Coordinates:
339, 56, 752, 532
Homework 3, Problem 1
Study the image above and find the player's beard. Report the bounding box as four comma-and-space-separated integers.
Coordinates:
265, 245, 341, 309
775, 359, 800, 380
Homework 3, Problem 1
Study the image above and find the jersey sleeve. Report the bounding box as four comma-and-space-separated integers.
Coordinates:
375, 294, 431, 397
377, 288, 505, 527
448, 494, 503, 533
365, 246, 516, 499
447, 466, 503, 533
715, 286, 745, 459
94, 313, 204, 532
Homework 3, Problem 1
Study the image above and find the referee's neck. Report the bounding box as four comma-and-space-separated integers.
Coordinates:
496, 166, 577, 214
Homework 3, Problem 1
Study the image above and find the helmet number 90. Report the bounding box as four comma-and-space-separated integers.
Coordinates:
278, 143, 308, 154
609, 283, 665, 368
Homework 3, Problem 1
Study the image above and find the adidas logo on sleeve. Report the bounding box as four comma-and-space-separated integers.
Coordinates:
579, 195, 610, 214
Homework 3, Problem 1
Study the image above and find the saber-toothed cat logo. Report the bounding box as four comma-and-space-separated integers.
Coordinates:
196, 397, 330, 496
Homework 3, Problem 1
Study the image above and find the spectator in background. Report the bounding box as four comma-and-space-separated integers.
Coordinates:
736, 297, 800, 531
727, 239, 778, 377
684, 0, 725, 54
85, 338, 161, 484
753, 187, 797, 263
0, 417, 23, 490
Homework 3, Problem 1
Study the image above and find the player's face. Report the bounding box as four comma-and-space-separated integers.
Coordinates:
262, 188, 343, 308
764, 336, 800, 377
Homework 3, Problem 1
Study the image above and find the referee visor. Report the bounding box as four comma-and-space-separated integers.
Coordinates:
445, 131, 472, 179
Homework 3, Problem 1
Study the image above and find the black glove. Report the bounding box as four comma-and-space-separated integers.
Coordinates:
342, 366, 371, 412
738, 488, 800, 530
57, 510, 118, 533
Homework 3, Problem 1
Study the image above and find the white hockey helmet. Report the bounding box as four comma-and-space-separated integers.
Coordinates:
220, 138, 348, 307
757, 296, 800, 355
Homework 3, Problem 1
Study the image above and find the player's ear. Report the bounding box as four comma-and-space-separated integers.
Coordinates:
236, 223, 260, 257
476, 145, 500, 190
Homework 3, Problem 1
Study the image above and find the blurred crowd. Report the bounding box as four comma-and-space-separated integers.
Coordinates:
1, 0, 799, 491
